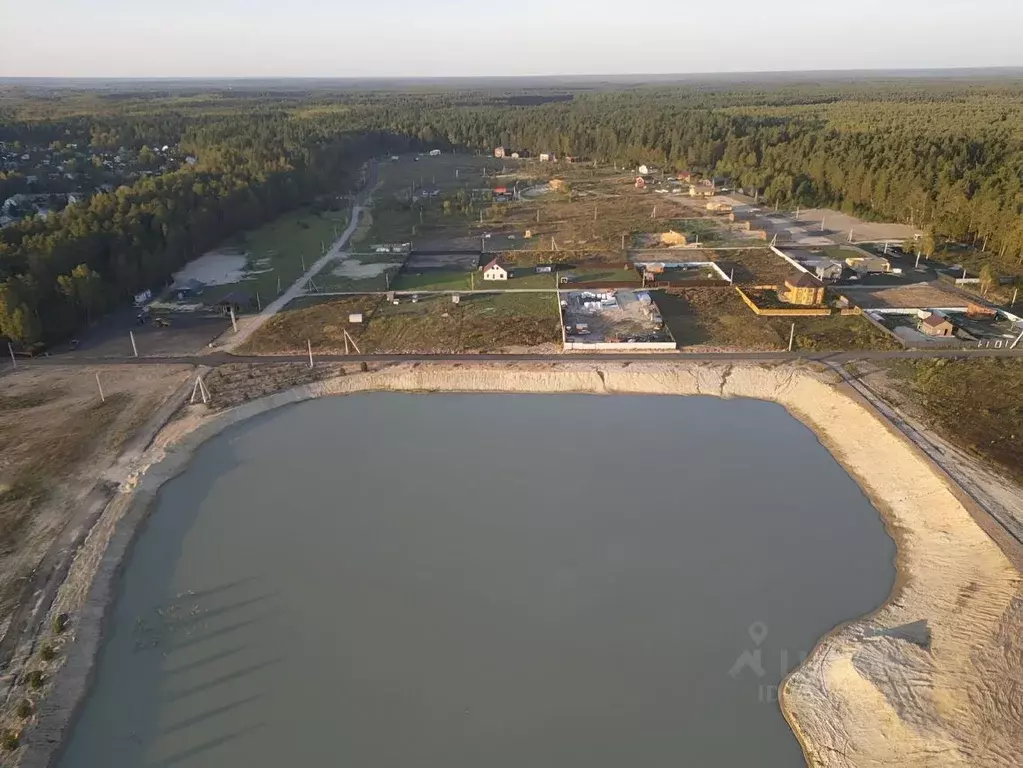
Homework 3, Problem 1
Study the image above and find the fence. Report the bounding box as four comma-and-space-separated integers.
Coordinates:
734, 287, 832, 317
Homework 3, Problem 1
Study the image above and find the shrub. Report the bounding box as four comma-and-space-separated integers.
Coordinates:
1, 730, 18, 751
52, 613, 69, 634
27, 671, 45, 690
359, 362, 369, 373
39, 644, 56, 662
15, 700, 32, 719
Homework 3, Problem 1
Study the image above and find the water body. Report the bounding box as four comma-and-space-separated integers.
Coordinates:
60, 394, 896, 768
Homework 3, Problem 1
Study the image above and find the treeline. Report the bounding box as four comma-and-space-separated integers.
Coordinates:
1, 79, 1021, 344
352, 86, 1023, 264
0, 105, 403, 343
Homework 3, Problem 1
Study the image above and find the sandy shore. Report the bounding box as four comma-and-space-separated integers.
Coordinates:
18, 361, 1022, 767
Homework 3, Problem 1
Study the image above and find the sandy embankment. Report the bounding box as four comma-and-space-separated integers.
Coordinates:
22, 362, 1022, 767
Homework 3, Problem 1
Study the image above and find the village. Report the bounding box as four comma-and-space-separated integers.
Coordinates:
0, 140, 193, 228
33, 148, 1022, 361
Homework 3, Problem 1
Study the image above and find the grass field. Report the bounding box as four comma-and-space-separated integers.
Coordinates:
238, 291, 561, 354
768, 315, 902, 351
883, 358, 1023, 484
196, 207, 349, 306
654, 289, 784, 350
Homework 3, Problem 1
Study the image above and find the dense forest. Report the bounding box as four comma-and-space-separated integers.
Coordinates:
0, 78, 1021, 344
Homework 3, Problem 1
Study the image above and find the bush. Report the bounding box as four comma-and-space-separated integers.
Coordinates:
15, 700, 32, 719
39, 644, 56, 662
26, 671, 45, 690
1, 731, 18, 751
52, 613, 68, 634
359, 362, 369, 373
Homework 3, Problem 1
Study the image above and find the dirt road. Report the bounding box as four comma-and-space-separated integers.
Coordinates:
220, 204, 365, 352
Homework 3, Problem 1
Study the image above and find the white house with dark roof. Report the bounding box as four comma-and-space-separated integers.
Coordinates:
482, 259, 509, 281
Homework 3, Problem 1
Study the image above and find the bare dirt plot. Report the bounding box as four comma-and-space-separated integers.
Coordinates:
0, 365, 191, 635
795, 208, 922, 242
653, 289, 784, 351
841, 283, 967, 309
707, 248, 802, 285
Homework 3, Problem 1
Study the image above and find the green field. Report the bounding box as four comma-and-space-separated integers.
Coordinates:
190, 207, 349, 306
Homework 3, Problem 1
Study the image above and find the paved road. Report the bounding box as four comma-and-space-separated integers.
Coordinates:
13, 346, 1023, 369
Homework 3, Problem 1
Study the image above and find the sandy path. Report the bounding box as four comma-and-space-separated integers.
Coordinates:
15, 361, 1022, 768
220, 204, 364, 352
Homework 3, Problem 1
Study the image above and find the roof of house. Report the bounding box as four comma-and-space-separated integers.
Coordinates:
922, 312, 953, 328
787, 272, 822, 289
483, 258, 507, 271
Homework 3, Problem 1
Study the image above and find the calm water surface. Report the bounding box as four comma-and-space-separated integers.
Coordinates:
60, 394, 896, 767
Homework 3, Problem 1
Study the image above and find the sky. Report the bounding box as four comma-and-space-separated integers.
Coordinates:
2, 0, 1021, 78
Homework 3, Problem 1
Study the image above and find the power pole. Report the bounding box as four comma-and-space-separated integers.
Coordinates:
256, 291, 261, 311
307, 339, 314, 369
277, 275, 282, 295
95, 373, 105, 403
130, 330, 138, 358
230, 306, 237, 333
302, 255, 307, 271
1012, 287, 1018, 307
621, 233, 626, 251
788, 322, 796, 352
915, 251, 922, 269
7, 342, 15, 369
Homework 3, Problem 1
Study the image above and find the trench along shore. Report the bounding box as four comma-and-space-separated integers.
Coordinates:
22, 362, 1023, 767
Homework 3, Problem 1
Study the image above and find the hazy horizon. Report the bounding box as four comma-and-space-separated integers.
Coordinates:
3, 1, 1021, 79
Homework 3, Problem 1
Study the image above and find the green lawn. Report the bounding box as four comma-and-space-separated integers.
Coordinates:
391, 270, 473, 291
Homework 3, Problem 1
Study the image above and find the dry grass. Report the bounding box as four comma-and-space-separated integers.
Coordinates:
654, 289, 784, 350
239, 292, 561, 355
884, 358, 1023, 483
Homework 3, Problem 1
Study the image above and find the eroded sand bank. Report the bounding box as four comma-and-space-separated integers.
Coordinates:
25, 362, 1023, 767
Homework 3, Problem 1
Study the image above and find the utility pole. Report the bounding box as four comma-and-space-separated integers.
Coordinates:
277, 275, 282, 295
8, 342, 16, 369
594, 204, 597, 222
536, 209, 540, 223
256, 291, 261, 311
849, 229, 854, 243
1012, 287, 1018, 307
915, 251, 922, 269
130, 330, 138, 358
302, 255, 307, 271
307, 339, 314, 369
788, 322, 796, 352
95, 373, 105, 403
229, 306, 237, 333
820, 217, 826, 232
884, 241, 889, 255
621, 233, 626, 251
